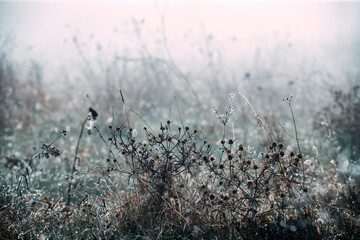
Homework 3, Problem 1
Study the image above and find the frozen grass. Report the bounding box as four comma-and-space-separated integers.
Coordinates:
1, 33, 360, 239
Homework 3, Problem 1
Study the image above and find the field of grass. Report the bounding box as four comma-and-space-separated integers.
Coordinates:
1, 11, 360, 239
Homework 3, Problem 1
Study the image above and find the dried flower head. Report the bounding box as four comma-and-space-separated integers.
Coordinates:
89, 107, 98, 120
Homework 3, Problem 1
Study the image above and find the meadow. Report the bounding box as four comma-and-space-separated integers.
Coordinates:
1, 10, 360, 239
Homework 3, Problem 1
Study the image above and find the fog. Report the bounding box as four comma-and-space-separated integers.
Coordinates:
2, 1, 360, 143
2, 3, 360, 238
1, 1, 359, 85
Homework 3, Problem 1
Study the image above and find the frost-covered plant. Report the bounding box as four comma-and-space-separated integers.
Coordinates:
317, 85, 360, 163
16, 130, 67, 196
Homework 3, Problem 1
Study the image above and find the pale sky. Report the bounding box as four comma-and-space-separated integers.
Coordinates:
0, 1, 359, 81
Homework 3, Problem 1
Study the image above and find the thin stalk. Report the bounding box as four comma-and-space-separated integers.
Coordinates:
285, 96, 305, 189
119, 88, 131, 130
66, 116, 87, 206
288, 102, 301, 154
163, 63, 185, 131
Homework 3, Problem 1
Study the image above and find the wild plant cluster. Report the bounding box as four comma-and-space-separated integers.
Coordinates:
1, 101, 326, 239
1, 30, 360, 240
1, 76, 360, 239
101, 113, 313, 236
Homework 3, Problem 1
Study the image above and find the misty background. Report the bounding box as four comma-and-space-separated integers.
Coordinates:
1, 1, 359, 83
1, 1, 360, 145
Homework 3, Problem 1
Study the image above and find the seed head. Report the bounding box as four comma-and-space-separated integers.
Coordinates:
238, 144, 244, 151
89, 107, 98, 120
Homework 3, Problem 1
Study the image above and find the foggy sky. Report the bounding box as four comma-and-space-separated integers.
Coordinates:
0, 1, 359, 83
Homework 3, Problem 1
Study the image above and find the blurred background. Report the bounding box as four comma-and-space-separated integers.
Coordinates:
1, 1, 359, 79
1, 1, 360, 158
2, 3, 360, 239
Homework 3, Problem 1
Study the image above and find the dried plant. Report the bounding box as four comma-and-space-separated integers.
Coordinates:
317, 86, 360, 163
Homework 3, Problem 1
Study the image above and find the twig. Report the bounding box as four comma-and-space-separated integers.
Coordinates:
287, 96, 301, 153
229, 91, 273, 142
163, 64, 185, 131
119, 88, 131, 130
284, 95, 305, 188
66, 116, 87, 206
